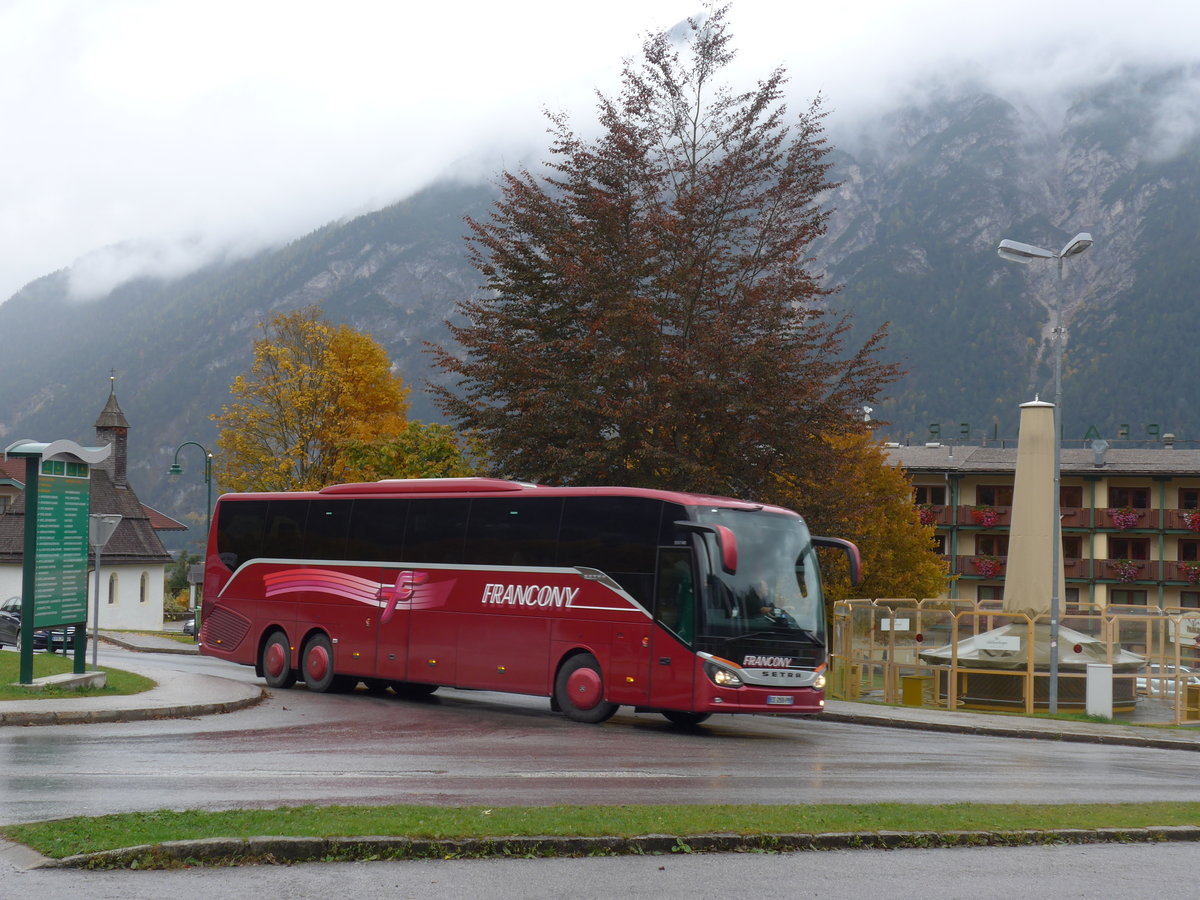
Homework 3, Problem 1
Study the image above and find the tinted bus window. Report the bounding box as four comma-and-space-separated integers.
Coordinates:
216, 500, 269, 570
346, 499, 409, 562
303, 499, 352, 561
465, 498, 563, 566
405, 498, 470, 563
558, 497, 664, 574
264, 500, 310, 560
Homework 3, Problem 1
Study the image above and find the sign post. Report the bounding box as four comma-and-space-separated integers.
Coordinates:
89, 514, 122, 670
5, 439, 110, 683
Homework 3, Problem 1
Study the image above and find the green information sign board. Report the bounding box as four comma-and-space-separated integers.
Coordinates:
32, 459, 92, 627
5, 439, 111, 683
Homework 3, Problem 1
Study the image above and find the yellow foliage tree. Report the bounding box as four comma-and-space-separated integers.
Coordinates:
213, 306, 409, 492
774, 430, 948, 617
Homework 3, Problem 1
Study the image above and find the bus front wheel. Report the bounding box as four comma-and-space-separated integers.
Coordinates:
301, 634, 337, 693
554, 654, 618, 724
261, 632, 297, 689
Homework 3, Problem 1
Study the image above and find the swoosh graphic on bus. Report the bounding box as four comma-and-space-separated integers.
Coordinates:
261, 568, 444, 618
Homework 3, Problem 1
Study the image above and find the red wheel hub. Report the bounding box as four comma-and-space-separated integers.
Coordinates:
265, 641, 288, 679
305, 645, 330, 682
566, 666, 602, 710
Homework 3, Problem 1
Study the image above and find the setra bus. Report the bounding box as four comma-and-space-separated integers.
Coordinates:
199, 477, 859, 725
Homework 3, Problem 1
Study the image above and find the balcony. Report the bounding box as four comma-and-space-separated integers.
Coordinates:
1166, 509, 1200, 532
1167, 560, 1200, 585
958, 506, 1012, 528
1100, 559, 1161, 582
955, 555, 1008, 578
1105, 508, 1154, 530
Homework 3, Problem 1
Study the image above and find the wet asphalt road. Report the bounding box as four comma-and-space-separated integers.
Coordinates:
3, 646, 1199, 827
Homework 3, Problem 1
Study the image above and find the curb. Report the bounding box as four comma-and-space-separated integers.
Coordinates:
32, 825, 1200, 869
98, 633, 200, 655
0, 688, 265, 727
820, 708, 1200, 752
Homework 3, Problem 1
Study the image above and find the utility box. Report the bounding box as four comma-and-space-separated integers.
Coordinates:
901, 674, 932, 707
1086, 663, 1113, 718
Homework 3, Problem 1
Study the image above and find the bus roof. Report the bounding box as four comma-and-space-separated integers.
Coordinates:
218, 477, 797, 516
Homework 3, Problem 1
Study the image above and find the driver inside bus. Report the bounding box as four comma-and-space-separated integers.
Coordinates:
747, 578, 797, 627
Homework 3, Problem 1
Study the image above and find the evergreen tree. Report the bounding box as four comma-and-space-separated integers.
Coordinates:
432, 6, 897, 502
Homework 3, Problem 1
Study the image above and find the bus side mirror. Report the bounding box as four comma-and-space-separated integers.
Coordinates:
812, 536, 861, 586
674, 522, 738, 575
713, 525, 738, 575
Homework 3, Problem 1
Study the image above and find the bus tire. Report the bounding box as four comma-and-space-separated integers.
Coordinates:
301, 633, 338, 693
662, 710, 711, 727
555, 654, 618, 724
261, 632, 297, 689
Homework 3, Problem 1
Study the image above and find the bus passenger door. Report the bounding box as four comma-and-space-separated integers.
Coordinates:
647, 548, 697, 710
374, 567, 417, 680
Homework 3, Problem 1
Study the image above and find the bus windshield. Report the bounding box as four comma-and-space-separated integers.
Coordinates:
692, 507, 823, 640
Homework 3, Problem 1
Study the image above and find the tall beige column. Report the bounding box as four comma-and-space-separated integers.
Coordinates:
1002, 399, 1066, 614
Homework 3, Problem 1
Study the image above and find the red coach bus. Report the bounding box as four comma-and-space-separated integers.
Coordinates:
199, 478, 859, 725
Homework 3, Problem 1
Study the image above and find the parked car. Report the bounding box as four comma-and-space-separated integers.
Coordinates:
0, 595, 88, 652
182, 617, 197, 638
1136, 663, 1200, 697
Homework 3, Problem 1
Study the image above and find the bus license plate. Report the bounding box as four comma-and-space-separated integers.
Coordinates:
767, 695, 794, 705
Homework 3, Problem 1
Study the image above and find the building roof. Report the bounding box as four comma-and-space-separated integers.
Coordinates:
143, 505, 189, 532
884, 444, 1200, 478
0, 457, 25, 486
0, 468, 174, 566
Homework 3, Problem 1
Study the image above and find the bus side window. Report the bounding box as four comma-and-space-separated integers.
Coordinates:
264, 500, 309, 560
216, 500, 269, 571
656, 548, 695, 644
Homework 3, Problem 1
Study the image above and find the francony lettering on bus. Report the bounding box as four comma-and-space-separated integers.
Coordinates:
481, 583, 580, 608
743, 655, 793, 668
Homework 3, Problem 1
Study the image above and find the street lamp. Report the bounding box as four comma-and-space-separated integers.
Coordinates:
168, 441, 214, 539
997, 232, 1093, 714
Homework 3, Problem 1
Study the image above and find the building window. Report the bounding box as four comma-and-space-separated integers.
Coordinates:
1181, 540, 1200, 563
1109, 538, 1150, 560
1180, 592, 1200, 609
0, 496, 8, 514
1060, 485, 1083, 508
977, 535, 1009, 556
1110, 589, 1148, 606
1180, 489, 1200, 510
139, 572, 149, 604
976, 485, 1014, 507
977, 585, 1003, 603
1062, 536, 1082, 560
107, 573, 118, 605
914, 485, 946, 505
932, 534, 946, 554
1065, 587, 1082, 615
1109, 486, 1150, 508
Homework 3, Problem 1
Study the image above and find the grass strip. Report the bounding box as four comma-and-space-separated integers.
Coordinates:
0, 653, 154, 701
5, 802, 1200, 860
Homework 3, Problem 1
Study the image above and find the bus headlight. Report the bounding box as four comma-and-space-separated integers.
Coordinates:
814, 673, 826, 690
704, 661, 743, 688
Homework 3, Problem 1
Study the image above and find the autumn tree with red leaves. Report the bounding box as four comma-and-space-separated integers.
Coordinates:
432, 7, 898, 507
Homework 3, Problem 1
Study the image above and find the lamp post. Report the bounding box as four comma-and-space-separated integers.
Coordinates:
168, 441, 214, 540
169, 441, 214, 632
997, 232, 1093, 713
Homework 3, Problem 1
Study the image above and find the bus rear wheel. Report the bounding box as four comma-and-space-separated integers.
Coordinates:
261, 632, 297, 689
661, 710, 711, 727
301, 634, 338, 693
555, 654, 618, 723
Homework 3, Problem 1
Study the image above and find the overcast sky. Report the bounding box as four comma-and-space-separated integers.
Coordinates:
2, 0, 1197, 303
